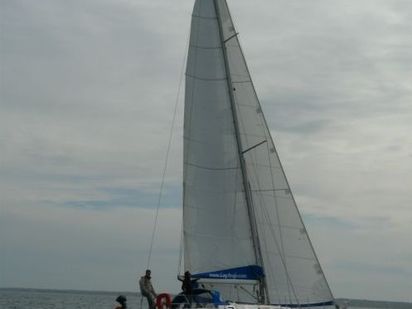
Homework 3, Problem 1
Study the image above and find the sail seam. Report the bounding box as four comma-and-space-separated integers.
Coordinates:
185, 226, 249, 239
257, 223, 309, 231
236, 102, 261, 108
184, 135, 235, 145
192, 14, 218, 20
255, 253, 316, 262
185, 73, 227, 81
238, 161, 283, 169
184, 191, 243, 198
185, 162, 238, 171
189, 44, 221, 50
254, 194, 292, 201
232, 80, 252, 84
238, 132, 270, 138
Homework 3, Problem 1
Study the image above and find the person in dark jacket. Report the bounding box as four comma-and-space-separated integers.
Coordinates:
115, 295, 127, 309
178, 271, 199, 296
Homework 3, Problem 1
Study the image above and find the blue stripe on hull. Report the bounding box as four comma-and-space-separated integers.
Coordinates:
277, 300, 335, 308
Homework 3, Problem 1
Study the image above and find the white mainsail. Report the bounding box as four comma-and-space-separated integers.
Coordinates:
183, 0, 334, 307
183, 0, 257, 278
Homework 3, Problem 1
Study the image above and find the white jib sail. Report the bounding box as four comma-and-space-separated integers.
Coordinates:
184, 0, 334, 307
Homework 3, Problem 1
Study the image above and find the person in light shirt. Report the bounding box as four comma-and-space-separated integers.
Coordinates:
139, 269, 157, 309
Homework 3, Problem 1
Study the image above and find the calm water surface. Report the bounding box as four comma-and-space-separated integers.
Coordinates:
0, 289, 401, 309
0, 289, 140, 309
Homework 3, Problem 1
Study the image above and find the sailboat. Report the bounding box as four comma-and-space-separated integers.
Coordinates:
162, 0, 335, 308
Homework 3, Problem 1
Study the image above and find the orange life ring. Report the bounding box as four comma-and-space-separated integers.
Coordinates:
156, 293, 172, 309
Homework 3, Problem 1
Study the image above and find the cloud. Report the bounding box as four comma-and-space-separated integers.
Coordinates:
0, 203, 182, 292
308, 215, 412, 301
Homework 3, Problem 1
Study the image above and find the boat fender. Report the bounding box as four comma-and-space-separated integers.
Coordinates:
156, 293, 172, 309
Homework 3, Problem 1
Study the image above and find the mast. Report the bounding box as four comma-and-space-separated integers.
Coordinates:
213, 0, 269, 303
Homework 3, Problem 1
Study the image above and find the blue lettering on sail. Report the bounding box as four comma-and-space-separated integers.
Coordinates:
192, 265, 264, 280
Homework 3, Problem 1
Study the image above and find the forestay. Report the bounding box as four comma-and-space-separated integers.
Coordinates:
183, 0, 334, 307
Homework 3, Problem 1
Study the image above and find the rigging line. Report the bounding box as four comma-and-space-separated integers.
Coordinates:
214, 0, 261, 293
177, 219, 184, 275
225, 26, 276, 303
244, 140, 282, 302
265, 141, 294, 304
260, 199, 300, 305
215, 0, 269, 303
238, 285, 259, 301
231, 54, 296, 302
228, 11, 301, 302
246, 124, 297, 303
145, 26, 189, 271
234, 12, 334, 299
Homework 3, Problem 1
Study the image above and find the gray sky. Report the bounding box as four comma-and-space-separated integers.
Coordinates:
1, 0, 411, 302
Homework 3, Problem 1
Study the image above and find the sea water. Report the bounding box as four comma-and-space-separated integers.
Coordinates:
0, 289, 140, 309
0, 288, 409, 309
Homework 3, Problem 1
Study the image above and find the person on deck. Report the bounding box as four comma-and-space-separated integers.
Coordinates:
139, 269, 157, 309
178, 271, 200, 297
115, 295, 127, 309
